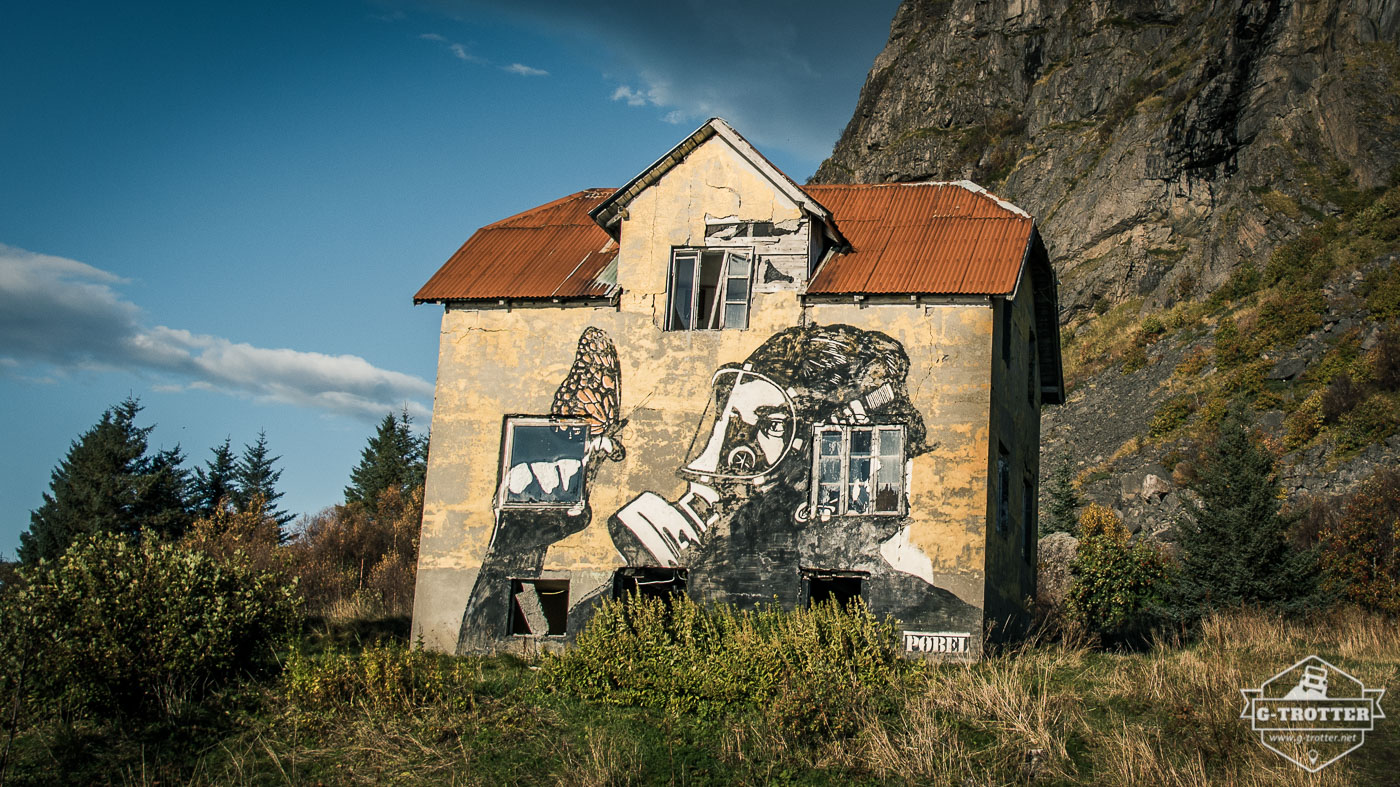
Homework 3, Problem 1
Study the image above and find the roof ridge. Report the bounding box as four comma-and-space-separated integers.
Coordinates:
481, 188, 616, 229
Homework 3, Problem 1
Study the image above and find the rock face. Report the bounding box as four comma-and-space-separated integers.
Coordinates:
814, 0, 1400, 319
1036, 532, 1079, 607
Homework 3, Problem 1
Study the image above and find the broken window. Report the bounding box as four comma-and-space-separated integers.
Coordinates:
812, 425, 905, 516
803, 570, 865, 608
1027, 333, 1038, 406
613, 567, 687, 601
666, 248, 752, 330
509, 579, 569, 636
498, 417, 588, 507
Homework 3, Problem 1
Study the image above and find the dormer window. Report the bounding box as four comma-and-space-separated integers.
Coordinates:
666, 248, 752, 330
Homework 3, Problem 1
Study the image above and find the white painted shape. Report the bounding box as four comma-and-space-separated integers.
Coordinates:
880, 524, 937, 585
506, 463, 533, 494
556, 458, 581, 491
530, 461, 561, 494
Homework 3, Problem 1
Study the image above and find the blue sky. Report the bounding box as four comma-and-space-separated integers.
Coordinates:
0, 0, 900, 555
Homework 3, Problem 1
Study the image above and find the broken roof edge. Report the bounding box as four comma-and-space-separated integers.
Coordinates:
412, 287, 620, 306
589, 118, 841, 242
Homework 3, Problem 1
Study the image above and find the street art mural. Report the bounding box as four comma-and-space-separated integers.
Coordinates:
456, 327, 625, 649
610, 323, 977, 623
458, 323, 978, 649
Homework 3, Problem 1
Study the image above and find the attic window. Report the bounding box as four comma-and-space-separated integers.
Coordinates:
666, 248, 751, 330
811, 425, 905, 516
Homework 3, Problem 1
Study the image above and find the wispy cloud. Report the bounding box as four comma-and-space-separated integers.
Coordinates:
0, 244, 432, 422
503, 63, 548, 77
427, 0, 901, 165
611, 85, 648, 106
419, 32, 447, 42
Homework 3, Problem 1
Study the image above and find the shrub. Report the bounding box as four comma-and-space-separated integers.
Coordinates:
1283, 389, 1325, 450
1064, 505, 1173, 644
1369, 326, 1400, 391
541, 594, 900, 739
1363, 261, 1400, 322
288, 486, 422, 618
1321, 373, 1362, 423
1318, 470, 1400, 613
1149, 396, 1195, 437
1213, 317, 1251, 369
0, 534, 300, 721
282, 640, 477, 718
1335, 392, 1400, 452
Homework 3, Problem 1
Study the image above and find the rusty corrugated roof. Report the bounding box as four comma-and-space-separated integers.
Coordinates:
416, 180, 1033, 304
413, 189, 618, 303
804, 182, 1033, 296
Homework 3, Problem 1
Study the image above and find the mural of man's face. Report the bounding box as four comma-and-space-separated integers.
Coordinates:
683, 368, 796, 480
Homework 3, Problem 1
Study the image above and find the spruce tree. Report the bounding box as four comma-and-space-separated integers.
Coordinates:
1041, 457, 1080, 535
234, 430, 292, 528
1175, 411, 1317, 615
19, 397, 191, 564
191, 437, 238, 517
344, 410, 427, 506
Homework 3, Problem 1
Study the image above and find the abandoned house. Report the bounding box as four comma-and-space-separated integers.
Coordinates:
410, 119, 1063, 659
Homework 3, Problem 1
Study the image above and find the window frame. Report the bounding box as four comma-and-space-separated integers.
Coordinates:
996, 443, 1011, 535
665, 247, 754, 331
496, 416, 591, 511
809, 423, 907, 517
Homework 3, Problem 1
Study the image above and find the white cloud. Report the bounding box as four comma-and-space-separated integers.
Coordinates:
0, 244, 433, 422
449, 42, 476, 62
611, 85, 648, 106
504, 63, 548, 77
419, 32, 447, 42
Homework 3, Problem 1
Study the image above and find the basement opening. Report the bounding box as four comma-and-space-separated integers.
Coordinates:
802, 570, 866, 609
509, 578, 569, 636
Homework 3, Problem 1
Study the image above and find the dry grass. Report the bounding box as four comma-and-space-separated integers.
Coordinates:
10, 608, 1395, 785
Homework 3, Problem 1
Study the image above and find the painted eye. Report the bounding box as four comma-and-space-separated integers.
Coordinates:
760, 415, 789, 438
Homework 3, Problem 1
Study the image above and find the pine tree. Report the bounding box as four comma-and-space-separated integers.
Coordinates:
19, 397, 191, 564
1041, 457, 1080, 535
1175, 411, 1317, 615
234, 430, 292, 528
190, 437, 238, 517
344, 409, 427, 506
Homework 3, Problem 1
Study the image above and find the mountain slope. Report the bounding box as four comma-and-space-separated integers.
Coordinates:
814, 0, 1399, 320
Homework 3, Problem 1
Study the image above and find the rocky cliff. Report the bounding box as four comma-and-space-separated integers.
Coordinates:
816, 0, 1400, 539
815, 0, 1399, 319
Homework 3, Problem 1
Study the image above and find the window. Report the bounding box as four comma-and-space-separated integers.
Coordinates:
498, 417, 588, 508
509, 579, 569, 636
803, 570, 865, 608
666, 248, 752, 330
996, 444, 1010, 534
812, 425, 905, 516
1022, 477, 1036, 561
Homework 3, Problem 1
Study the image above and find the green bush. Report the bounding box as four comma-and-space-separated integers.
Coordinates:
1213, 317, 1252, 369
1149, 396, 1195, 437
1064, 505, 1173, 644
1336, 392, 1400, 452
0, 534, 301, 721
1319, 469, 1400, 614
282, 640, 477, 718
540, 594, 901, 739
